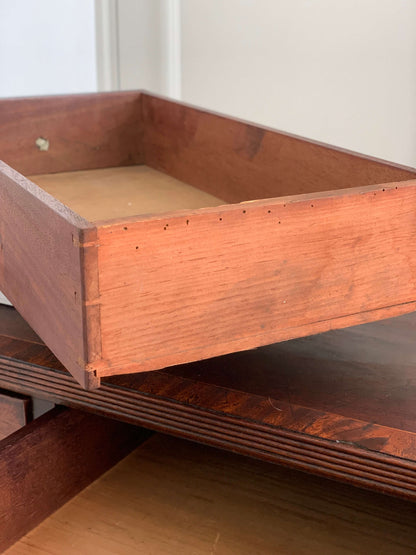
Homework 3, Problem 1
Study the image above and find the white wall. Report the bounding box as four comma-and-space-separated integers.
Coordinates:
180, 0, 416, 167
0, 0, 97, 305
0, 0, 97, 98
116, 0, 181, 97
117, 0, 166, 93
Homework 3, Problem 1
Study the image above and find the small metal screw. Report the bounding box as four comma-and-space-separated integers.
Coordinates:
35, 137, 49, 151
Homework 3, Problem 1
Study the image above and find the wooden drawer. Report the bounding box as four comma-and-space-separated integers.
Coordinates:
1, 91, 415, 388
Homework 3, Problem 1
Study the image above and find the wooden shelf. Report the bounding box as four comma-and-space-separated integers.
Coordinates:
29, 165, 225, 222
0, 405, 148, 552
1, 305, 416, 501
8, 434, 416, 554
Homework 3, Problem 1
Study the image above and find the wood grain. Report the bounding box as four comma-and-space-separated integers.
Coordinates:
0, 91, 143, 176
7, 434, 416, 554
93, 180, 416, 377
29, 165, 224, 222
142, 93, 416, 203
2, 91, 416, 386
2, 306, 416, 500
0, 162, 97, 388
0, 406, 150, 552
0, 389, 30, 440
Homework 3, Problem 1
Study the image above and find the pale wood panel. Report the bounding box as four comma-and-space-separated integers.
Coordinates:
8, 434, 416, 554
29, 166, 225, 222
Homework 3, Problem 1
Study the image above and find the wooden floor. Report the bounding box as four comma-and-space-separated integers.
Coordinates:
7, 434, 416, 555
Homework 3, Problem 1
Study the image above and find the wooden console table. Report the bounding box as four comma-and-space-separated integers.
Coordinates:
1, 304, 416, 504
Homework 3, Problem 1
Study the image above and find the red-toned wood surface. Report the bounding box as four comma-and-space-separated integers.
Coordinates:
0, 389, 30, 440
0, 405, 150, 552
142, 93, 416, 202
0, 91, 143, 176
2, 91, 416, 387
0, 163, 98, 388
93, 180, 416, 377
1, 306, 416, 500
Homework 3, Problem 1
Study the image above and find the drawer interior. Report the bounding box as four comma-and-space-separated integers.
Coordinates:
28, 165, 225, 222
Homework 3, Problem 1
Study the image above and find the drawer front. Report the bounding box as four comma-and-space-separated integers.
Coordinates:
94, 183, 416, 379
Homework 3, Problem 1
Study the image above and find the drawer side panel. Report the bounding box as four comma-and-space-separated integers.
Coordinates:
0, 163, 92, 387
95, 180, 416, 377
